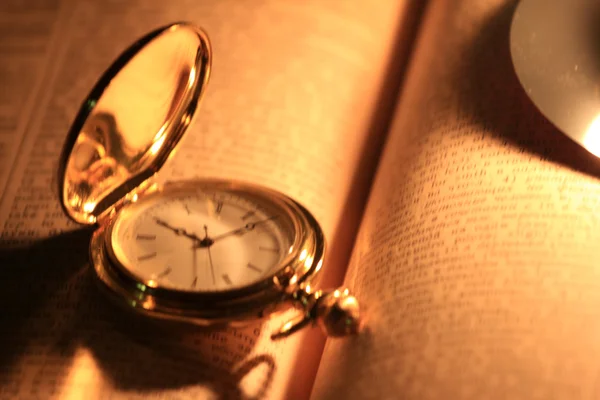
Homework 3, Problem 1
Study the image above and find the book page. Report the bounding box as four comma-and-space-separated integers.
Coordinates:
0, 1, 67, 206
313, 0, 600, 398
0, 0, 418, 399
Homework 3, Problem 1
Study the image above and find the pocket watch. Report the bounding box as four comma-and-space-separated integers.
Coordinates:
58, 22, 361, 340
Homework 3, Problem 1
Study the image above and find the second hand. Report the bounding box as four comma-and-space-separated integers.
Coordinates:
192, 245, 198, 288
204, 225, 216, 285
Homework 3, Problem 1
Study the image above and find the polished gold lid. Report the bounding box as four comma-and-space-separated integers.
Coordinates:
511, 0, 600, 157
58, 23, 211, 225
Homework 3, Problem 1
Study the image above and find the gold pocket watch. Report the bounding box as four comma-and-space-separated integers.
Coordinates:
58, 22, 361, 340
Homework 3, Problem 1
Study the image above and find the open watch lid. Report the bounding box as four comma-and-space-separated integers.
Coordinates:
58, 22, 211, 225
510, 0, 600, 157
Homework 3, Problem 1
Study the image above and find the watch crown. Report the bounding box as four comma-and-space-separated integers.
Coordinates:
271, 287, 362, 340
314, 288, 361, 337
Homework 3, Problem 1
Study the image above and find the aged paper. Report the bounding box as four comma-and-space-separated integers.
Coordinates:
313, 0, 600, 399
0, 1, 67, 203
0, 0, 414, 398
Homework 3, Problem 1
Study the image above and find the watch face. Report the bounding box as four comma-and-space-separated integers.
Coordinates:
107, 184, 297, 292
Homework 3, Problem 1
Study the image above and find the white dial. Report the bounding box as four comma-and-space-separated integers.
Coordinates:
108, 187, 295, 292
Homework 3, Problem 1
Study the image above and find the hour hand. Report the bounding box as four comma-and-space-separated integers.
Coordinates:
154, 218, 201, 241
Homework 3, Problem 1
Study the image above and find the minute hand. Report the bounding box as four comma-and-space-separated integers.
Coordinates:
210, 216, 278, 243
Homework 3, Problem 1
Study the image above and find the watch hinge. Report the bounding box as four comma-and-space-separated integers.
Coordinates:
95, 180, 160, 226
95, 205, 117, 226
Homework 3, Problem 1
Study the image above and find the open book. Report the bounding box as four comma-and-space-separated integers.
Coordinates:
2, 0, 599, 398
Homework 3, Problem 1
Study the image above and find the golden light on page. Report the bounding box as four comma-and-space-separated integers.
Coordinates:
582, 114, 600, 158
58, 347, 103, 400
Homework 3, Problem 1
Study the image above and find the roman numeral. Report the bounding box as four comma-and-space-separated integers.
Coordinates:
215, 201, 224, 214
241, 211, 255, 220
157, 267, 171, 278
192, 276, 197, 288
259, 246, 279, 253
222, 274, 232, 285
136, 234, 156, 240
246, 263, 262, 273
138, 252, 157, 261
